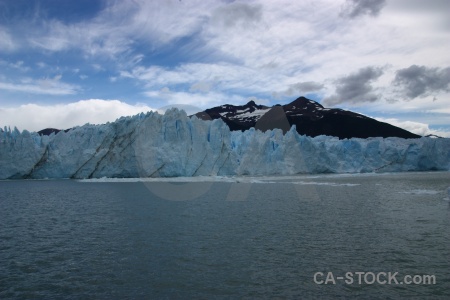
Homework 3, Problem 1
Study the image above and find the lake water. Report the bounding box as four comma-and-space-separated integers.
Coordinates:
1, 172, 449, 299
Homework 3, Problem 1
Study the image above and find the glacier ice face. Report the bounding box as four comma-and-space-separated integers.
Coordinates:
1, 109, 449, 179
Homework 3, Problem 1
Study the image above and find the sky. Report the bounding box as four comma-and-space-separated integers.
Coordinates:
0, 0, 449, 136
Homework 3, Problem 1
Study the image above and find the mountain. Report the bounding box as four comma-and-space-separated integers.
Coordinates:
195, 96, 420, 139
37, 128, 71, 136
1, 109, 449, 179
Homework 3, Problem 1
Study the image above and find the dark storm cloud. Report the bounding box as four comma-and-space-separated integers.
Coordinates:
393, 65, 450, 99
285, 81, 324, 96
323, 66, 383, 106
341, 0, 386, 18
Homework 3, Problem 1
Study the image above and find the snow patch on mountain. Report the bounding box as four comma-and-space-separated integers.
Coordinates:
229, 108, 270, 121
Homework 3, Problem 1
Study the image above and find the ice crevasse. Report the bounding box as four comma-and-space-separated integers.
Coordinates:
0, 109, 449, 179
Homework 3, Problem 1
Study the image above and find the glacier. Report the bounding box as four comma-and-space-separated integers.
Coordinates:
1, 108, 449, 179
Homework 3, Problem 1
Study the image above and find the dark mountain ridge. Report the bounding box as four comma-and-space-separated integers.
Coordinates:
37, 128, 71, 136
194, 96, 420, 139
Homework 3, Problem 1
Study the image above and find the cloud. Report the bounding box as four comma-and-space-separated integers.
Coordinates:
393, 65, 450, 99
427, 107, 450, 114
123, 62, 275, 96
127, 0, 212, 45
0, 27, 17, 52
388, 0, 450, 17
143, 89, 249, 108
323, 66, 383, 106
285, 81, 324, 96
211, 2, 263, 28
0, 76, 79, 95
1, 0, 450, 133
0, 60, 30, 72
0, 99, 156, 132
376, 117, 450, 137
341, 0, 386, 18
190, 81, 213, 93
23, 0, 212, 58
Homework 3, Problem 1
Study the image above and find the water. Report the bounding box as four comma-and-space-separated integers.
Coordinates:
1, 172, 449, 299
